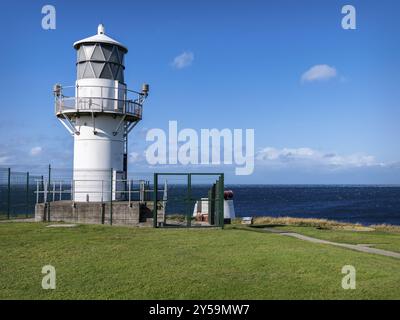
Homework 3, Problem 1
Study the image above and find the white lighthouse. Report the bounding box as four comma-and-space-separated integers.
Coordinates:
54, 24, 148, 202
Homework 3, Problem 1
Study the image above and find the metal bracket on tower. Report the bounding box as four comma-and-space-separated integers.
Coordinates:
112, 114, 127, 136
58, 113, 80, 135
126, 121, 139, 136
91, 110, 97, 135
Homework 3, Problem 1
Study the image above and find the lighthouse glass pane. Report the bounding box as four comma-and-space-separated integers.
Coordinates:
83, 45, 95, 61
100, 63, 113, 79
118, 48, 125, 65
109, 46, 119, 64
116, 66, 124, 83
101, 44, 113, 61
77, 47, 86, 62
91, 44, 105, 61
77, 63, 85, 79
82, 62, 95, 78
109, 63, 119, 79
91, 62, 105, 78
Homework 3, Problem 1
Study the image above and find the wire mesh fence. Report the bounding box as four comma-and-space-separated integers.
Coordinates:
0, 168, 44, 219
35, 178, 152, 203
0, 166, 225, 228
153, 173, 225, 228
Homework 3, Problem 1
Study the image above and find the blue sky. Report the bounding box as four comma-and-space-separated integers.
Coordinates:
0, 0, 400, 184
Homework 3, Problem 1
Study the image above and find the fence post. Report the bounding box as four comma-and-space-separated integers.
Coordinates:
110, 168, 113, 225
153, 173, 158, 228
213, 180, 219, 227
47, 164, 51, 222
26, 172, 29, 218
209, 184, 216, 225
215, 179, 220, 226
128, 179, 131, 207
71, 180, 74, 202
52, 183, 56, 202
101, 180, 104, 203
142, 181, 145, 202
36, 180, 39, 204
219, 174, 224, 229
7, 168, 11, 219
41, 176, 44, 204
187, 174, 192, 228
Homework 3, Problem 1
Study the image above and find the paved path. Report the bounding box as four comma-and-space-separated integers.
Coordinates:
263, 228, 400, 259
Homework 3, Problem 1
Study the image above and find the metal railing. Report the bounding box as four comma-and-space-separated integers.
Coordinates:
54, 84, 146, 119
55, 97, 142, 118
35, 179, 154, 206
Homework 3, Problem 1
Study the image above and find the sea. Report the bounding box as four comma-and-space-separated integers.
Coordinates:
232, 185, 400, 226
166, 185, 400, 226
2, 184, 400, 226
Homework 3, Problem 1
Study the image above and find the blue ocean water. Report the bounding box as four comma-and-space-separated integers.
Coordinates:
229, 185, 400, 226
166, 185, 400, 226
2, 183, 399, 226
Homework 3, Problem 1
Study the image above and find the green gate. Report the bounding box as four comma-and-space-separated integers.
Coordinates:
152, 173, 224, 228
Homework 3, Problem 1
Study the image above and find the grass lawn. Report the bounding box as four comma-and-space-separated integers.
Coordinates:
0, 214, 32, 220
0, 222, 400, 299
263, 225, 400, 253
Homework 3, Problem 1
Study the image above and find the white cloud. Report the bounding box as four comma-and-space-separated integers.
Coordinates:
301, 64, 337, 83
129, 151, 143, 163
30, 146, 42, 156
171, 51, 194, 69
256, 147, 381, 168
0, 156, 10, 164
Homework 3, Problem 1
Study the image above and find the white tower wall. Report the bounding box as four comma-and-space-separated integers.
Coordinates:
75, 78, 127, 111
223, 200, 236, 220
73, 115, 124, 202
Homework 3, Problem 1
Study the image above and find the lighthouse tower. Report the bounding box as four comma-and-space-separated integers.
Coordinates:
54, 24, 149, 202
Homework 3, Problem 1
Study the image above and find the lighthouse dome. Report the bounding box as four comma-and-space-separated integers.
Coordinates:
73, 24, 128, 52
73, 24, 127, 82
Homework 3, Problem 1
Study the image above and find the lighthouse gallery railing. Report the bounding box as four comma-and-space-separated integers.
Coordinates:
54, 84, 144, 119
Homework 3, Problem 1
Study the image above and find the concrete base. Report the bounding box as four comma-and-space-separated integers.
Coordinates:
35, 201, 164, 227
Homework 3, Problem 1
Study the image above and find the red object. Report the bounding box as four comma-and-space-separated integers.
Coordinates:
224, 190, 234, 200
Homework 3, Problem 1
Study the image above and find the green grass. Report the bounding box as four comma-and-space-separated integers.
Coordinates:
0, 214, 32, 220
262, 225, 400, 253
1, 222, 400, 299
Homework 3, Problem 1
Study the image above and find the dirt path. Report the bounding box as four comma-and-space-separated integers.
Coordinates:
263, 228, 400, 259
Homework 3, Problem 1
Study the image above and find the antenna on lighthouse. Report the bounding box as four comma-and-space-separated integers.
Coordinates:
98, 23, 105, 35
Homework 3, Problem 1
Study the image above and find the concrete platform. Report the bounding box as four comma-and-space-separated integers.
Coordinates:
35, 200, 165, 227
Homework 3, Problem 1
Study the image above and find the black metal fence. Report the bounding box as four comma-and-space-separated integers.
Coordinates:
0, 166, 225, 228
0, 168, 44, 219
